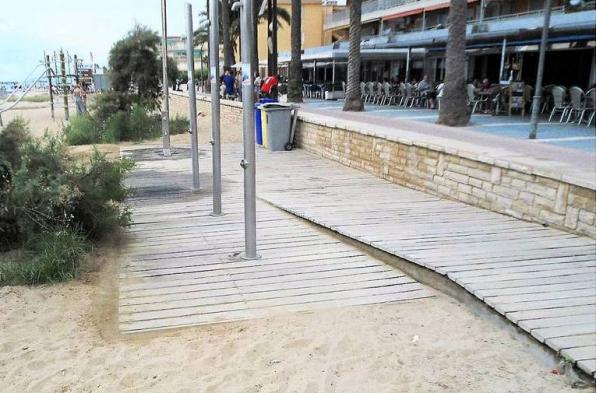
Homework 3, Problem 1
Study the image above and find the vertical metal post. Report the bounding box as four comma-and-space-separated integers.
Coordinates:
499, 38, 507, 82
186, 3, 200, 191
405, 47, 411, 82
235, 0, 258, 259
45, 54, 55, 119
210, 0, 223, 215
161, 0, 172, 156
59, 50, 69, 121
479, 0, 486, 22
332, 60, 336, 85
529, 0, 552, 140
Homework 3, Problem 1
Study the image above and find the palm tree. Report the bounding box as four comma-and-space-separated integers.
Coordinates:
221, 0, 235, 68
194, 1, 290, 71
437, 0, 470, 126
343, 0, 364, 112
287, 0, 303, 103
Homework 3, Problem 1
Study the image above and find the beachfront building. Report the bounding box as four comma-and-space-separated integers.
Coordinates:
258, 0, 326, 76
164, 36, 209, 74
281, 0, 595, 89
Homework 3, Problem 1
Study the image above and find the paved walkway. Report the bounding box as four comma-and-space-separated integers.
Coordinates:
302, 100, 596, 153
299, 103, 596, 188
254, 146, 596, 378
118, 146, 431, 333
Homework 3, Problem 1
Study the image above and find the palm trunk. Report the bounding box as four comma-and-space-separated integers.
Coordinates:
221, 0, 235, 68
287, 0, 303, 103
437, 0, 470, 126
343, 0, 364, 112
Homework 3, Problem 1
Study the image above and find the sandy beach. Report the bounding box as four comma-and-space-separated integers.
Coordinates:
0, 92, 585, 393
0, 243, 578, 393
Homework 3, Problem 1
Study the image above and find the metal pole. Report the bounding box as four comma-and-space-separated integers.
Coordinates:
186, 3, 200, 190
332, 60, 336, 85
234, 0, 258, 259
59, 50, 69, 121
405, 47, 411, 82
479, 0, 486, 22
210, 0, 223, 215
45, 54, 55, 119
499, 38, 507, 82
161, 0, 172, 156
529, 0, 552, 140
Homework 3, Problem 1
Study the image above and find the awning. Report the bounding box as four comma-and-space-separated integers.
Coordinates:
383, 0, 478, 21
383, 8, 423, 21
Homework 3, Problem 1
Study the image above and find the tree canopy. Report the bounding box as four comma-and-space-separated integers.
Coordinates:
108, 25, 177, 109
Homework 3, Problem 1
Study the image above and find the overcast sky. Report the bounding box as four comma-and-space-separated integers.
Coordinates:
0, 0, 207, 81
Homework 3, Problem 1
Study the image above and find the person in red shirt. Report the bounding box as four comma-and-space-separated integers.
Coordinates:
260, 74, 279, 98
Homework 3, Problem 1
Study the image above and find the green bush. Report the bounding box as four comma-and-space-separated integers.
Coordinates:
0, 230, 88, 285
63, 98, 164, 144
91, 91, 130, 125
63, 115, 103, 145
170, 114, 189, 135
0, 119, 134, 284
0, 117, 29, 170
122, 103, 160, 141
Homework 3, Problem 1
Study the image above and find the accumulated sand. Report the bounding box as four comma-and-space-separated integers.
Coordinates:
0, 249, 576, 393
1, 101, 72, 138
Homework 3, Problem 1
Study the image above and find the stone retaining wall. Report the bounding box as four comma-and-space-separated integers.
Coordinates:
171, 92, 596, 238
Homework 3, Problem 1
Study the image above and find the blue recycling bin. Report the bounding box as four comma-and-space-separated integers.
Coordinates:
254, 104, 263, 145
255, 98, 277, 145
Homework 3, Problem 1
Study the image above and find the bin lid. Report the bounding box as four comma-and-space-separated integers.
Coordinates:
258, 103, 294, 111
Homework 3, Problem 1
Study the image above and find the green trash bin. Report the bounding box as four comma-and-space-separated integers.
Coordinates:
258, 103, 294, 151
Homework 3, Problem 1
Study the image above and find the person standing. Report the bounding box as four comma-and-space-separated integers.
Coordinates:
73, 83, 87, 114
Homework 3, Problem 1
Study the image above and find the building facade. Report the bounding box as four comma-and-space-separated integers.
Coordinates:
283, 0, 595, 88
165, 36, 209, 75
257, 0, 326, 75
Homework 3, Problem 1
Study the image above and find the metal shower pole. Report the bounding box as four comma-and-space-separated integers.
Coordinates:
529, 0, 552, 140
186, 3, 200, 190
210, 0, 223, 215
233, 0, 258, 259
161, 0, 172, 156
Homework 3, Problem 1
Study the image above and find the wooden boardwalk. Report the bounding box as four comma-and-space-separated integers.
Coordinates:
118, 147, 431, 333
255, 148, 596, 378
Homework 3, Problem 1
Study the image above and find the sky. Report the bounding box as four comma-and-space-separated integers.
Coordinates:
0, 0, 207, 81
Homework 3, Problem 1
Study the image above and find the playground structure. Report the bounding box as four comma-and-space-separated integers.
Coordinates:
0, 50, 96, 126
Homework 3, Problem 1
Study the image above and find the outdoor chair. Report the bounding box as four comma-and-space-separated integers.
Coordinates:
360, 82, 368, 101
467, 84, 486, 114
382, 83, 398, 105
436, 83, 444, 111
375, 83, 385, 104
578, 87, 595, 127
366, 82, 377, 103
566, 86, 585, 123
404, 83, 415, 107
541, 85, 555, 113
548, 86, 569, 122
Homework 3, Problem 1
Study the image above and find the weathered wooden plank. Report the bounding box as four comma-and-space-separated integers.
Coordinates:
507, 305, 596, 324
531, 323, 596, 343
547, 334, 596, 352
518, 314, 596, 331
560, 346, 596, 361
